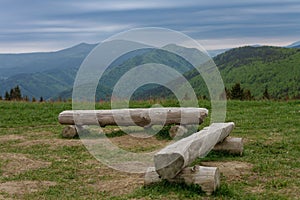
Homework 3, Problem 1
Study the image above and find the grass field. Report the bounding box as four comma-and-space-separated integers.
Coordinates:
0, 100, 299, 199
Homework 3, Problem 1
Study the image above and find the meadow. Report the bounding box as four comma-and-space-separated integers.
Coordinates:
0, 100, 299, 199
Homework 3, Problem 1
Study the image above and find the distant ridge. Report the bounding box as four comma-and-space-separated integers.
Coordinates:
0, 43, 97, 99
1, 42, 300, 100
286, 41, 300, 48
0, 43, 97, 78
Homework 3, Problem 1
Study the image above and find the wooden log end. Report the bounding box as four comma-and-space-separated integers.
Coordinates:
154, 153, 185, 179
62, 125, 78, 139
213, 137, 243, 156
170, 166, 220, 195
144, 167, 161, 186
193, 166, 220, 195
144, 166, 220, 195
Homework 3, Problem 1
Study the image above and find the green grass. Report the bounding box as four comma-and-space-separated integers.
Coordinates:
0, 100, 299, 199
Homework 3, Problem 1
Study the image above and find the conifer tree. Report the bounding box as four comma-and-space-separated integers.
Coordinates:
14, 85, 22, 100
24, 96, 29, 102
225, 87, 231, 99
243, 89, 253, 100
9, 88, 14, 100
9, 85, 22, 100
5, 91, 10, 100
230, 83, 244, 100
263, 86, 270, 100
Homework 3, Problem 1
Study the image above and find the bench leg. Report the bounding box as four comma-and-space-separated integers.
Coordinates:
169, 125, 188, 138
144, 166, 220, 195
213, 137, 244, 156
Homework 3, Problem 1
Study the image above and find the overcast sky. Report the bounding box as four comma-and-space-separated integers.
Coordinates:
0, 0, 300, 53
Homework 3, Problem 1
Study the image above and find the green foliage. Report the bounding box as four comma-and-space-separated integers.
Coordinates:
263, 86, 270, 99
230, 83, 244, 100
215, 46, 300, 99
4, 91, 10, 100
154, 125, 172, 140
184, 46, 300, 100
226, 83, 254, 100
4, 85, 23, 101
10, 85, 22, 100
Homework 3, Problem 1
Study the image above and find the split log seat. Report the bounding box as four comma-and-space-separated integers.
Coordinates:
58, 107, 208, 138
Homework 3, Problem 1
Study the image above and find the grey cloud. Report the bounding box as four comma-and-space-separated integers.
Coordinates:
0, 0, 299, 52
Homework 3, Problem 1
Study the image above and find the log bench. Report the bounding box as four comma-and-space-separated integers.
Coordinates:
145, 122, 243, 195
58, 107, 208, 138
58, 108, 243, 195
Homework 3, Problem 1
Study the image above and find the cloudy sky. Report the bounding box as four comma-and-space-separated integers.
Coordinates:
1, 0, 300, 53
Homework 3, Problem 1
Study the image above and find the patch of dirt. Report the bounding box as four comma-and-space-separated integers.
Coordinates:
201, 161, 253, 181
245, 184, 265, 194
92, 175, 144, 196
109, 133, 168, 152
0, 153, 51, 177
276, 186, 300, 198
78, 159, 144, 196
13, 138, 83, 149
0, 180, 56, 195
24, 131, 54, 138
0, 194, 13, 200
74, 131, 182, 195
0, 135, 25, 143
264, 132, 284, 145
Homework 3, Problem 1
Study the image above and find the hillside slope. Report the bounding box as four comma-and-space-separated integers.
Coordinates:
128, 46, 300, 100
215, 46, 300, 98
0, 43, 96, 99
57, 45, 202, 101
0, 43, 96, 79
53, 46, 300, 100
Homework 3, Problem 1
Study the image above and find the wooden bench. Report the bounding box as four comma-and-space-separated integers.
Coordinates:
145, 122, 243, 195
58, 107, 208, 138
58, 108, 243, 194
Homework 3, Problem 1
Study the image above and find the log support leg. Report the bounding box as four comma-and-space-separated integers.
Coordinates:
213, 137, 243, 156
62, 125, 87, 138
62, 125, 77, 138
145, 166, 220, 195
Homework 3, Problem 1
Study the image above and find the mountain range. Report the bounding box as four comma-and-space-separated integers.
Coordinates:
286, 41, 300, 48
0, 41, 299, 100
0, 43, 96, 99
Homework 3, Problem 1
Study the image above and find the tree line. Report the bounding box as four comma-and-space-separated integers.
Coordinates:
0, 85, 44, 102
0, 84, 281, 102
225, 83, 270, 100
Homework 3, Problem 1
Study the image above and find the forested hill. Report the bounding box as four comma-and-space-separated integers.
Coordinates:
130, 46, 300, 100
0, 43, 97, 99
214, 46, 300, 98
